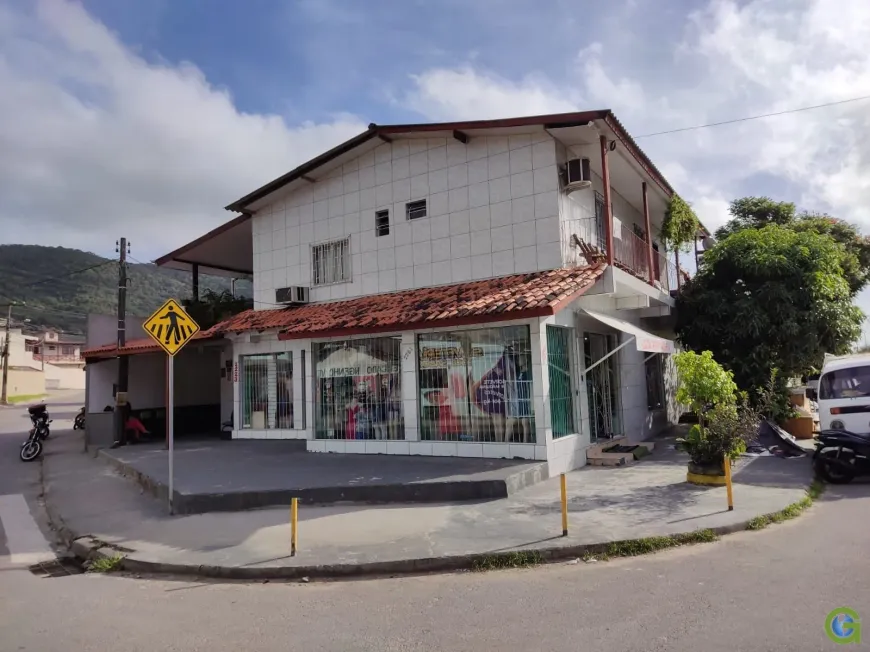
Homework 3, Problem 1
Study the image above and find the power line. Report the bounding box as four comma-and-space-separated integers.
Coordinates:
633, 94, 870, 139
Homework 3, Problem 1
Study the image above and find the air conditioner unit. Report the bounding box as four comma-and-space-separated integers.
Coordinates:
564, 157, 592, 193
275, 286, 311, 305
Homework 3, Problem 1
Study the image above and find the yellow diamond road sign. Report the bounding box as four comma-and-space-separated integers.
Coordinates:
144, 298, 200, 357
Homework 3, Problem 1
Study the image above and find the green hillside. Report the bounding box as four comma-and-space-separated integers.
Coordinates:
0, 245, 249, 335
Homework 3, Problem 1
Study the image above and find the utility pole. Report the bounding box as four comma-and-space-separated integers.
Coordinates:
113, 238, 129, 446
1, 303, 13, 405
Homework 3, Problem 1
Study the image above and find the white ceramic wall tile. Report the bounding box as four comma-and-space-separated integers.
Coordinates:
386, 441, 411, 455
430, 213, 450, 240
490, 200, 512, 228
431, 237, 451, 263
345, 441, 366, 454
469, 205, 491, 232
471, 253, 493, 279
413, 240, 433, 264
489, 177, 511, 204
409, 442, 433, 456
452, 257, 471, 282
491, 225, 514, 252
249, 133, 591, 309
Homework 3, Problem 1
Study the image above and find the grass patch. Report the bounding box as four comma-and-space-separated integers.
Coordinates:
86, 554, 124, 573
472, 550, 543, 572
595, 529, 719, 561
7, 394, 47, 404
746, 480, 825, 531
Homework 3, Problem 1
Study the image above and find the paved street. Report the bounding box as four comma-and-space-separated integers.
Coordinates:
0, 391, 81, 569
1, 399, 868, 651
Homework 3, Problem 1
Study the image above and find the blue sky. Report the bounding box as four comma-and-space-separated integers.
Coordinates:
2, 0, 870, 333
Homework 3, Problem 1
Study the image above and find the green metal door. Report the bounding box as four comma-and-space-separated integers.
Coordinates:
547, 326, 574, 438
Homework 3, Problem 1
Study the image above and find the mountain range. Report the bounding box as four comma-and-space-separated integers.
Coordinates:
0, 245, 249, 335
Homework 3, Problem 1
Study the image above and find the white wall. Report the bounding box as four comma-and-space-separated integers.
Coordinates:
6, 330, 40, 370
86, 359, 116, 412
251, 134, 563, 309
44, 363, 85, 390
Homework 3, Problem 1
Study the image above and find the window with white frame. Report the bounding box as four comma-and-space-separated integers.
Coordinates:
311, 237, 350, 286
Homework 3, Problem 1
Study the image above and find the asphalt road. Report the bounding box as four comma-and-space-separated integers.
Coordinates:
0, 391, 82, 562
1, 412, 868, 651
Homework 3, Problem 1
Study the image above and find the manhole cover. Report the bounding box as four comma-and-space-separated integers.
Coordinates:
28, 558, 85, 578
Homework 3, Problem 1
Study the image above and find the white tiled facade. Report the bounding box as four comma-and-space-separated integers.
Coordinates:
231, 126, 681, 474
251, 134, 563, 309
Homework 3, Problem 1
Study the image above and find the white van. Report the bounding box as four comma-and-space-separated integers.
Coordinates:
818, 353, 870, 433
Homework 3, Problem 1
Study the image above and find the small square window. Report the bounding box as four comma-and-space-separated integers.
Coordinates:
375, 209, 390, 236
406, 199, 427, 221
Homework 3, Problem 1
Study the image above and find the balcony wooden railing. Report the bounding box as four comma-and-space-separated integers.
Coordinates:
568, 215, 685, 295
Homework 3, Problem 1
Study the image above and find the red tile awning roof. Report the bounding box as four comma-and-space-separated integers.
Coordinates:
82, 331, 215, 361
217, 264, 606, 340
82, 265, 605, 359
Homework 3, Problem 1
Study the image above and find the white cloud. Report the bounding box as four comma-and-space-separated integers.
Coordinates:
403, 0, 870, 235
404, 66, 579, 121
0, 0, 366, 259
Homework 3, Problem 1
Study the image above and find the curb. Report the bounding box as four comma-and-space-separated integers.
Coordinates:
96, 448, 550, 514
66, 515, 770, 582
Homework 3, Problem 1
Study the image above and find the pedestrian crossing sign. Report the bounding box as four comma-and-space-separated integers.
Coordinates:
143, 298, 200, 357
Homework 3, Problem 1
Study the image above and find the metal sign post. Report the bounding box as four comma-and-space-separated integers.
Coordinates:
142, 298, 200, 516
168, 354, 175, 514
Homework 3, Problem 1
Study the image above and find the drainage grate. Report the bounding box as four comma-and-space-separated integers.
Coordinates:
28, 558, 85, 578
602, 444, 639, 454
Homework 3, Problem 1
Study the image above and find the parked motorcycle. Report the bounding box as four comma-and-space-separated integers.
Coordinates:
73, 407, 85, 430
20, 404, 52, 462
813, 428, 870, 484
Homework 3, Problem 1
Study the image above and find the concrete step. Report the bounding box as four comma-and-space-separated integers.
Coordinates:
586, 439, 655, 468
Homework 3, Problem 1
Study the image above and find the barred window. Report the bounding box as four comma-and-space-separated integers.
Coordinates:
406, 199, 427, 220
418, 326, 535, 444
240, 352, 294, 429
313, 338, 403, 441
311, 237, 350, 286
375, 209, 390, 237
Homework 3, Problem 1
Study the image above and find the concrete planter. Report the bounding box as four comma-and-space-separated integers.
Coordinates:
686, 461, 727, 486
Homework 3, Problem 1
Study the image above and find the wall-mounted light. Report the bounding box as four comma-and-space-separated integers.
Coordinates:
609, 140, 617, 152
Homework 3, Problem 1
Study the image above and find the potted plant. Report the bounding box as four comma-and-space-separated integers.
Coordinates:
673, 351, 747, 485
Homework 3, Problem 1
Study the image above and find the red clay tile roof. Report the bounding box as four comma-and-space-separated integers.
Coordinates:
83, 265, 605, 359
217, 264, 606, 340
82, 331, 214, 360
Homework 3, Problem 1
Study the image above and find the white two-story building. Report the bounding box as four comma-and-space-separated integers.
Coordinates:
88, 110, 708, 473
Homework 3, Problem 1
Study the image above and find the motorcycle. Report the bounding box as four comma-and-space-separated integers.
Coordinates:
812, 428, 870, 484
20, 404, 52, 462
73, 407, 85, 430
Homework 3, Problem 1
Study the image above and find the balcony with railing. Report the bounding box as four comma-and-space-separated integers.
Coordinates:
565, 195, 687, 296
33, 352, 83, 363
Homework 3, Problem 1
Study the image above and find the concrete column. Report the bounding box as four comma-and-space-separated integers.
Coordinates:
642, 181, 655, 285
599, 135, 615, 267
400, 332, 419, 442
293, 347, 305, 432
266, 355, 277, 430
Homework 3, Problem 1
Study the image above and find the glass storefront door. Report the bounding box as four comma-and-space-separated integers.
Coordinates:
583, 333, 622, 441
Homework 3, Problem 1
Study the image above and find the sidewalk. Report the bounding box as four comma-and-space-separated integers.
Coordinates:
43, 430, 812, 579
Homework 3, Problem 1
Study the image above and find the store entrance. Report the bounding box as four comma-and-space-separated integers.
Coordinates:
583, 332, 622, 441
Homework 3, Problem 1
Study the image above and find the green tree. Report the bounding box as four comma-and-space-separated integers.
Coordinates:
714, 197, 870, 295
676, 225, 863, 397
714, 197, 796, 239
674, 350, 737, 434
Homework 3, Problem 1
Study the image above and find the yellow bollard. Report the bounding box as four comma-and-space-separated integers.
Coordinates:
560, 473, 568, 536
291, 497, 298, 556
723, 457, 734, 511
